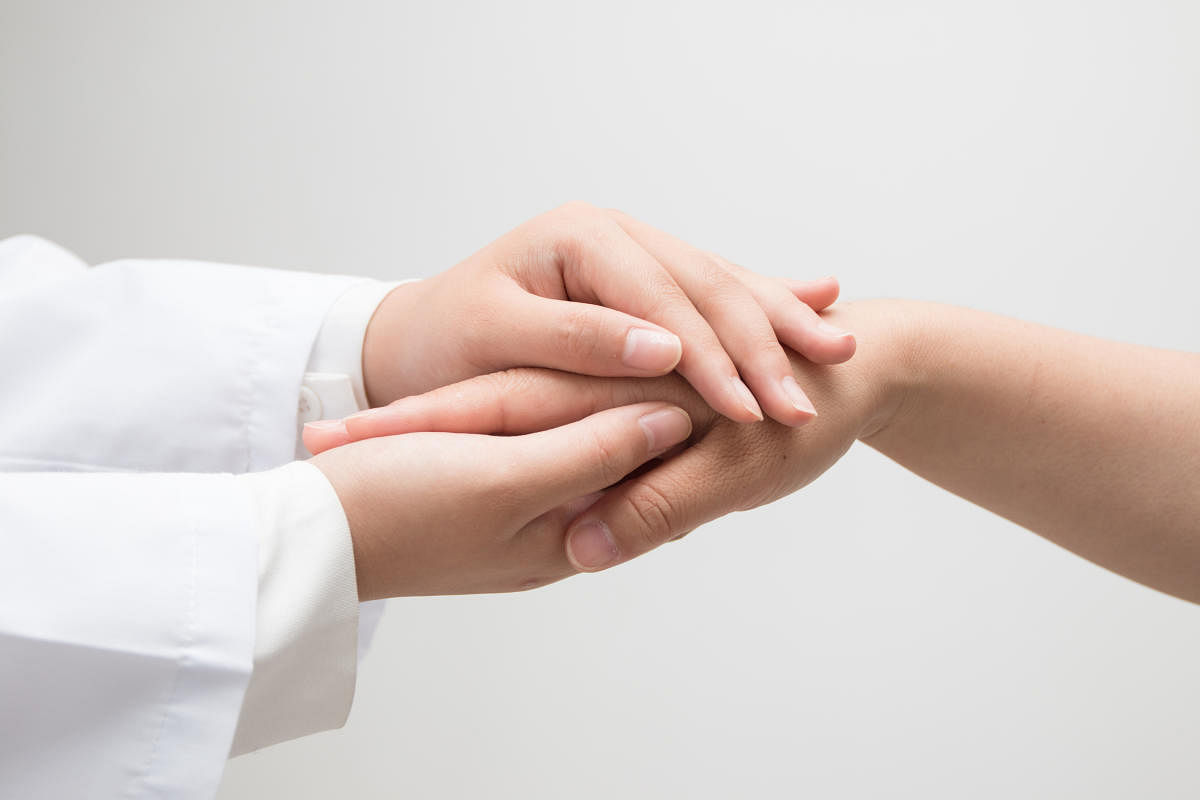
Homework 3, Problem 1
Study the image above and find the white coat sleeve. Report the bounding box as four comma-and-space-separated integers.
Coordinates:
0, 234, 362, 474
0, 236, 377, 798
291, 279, 411, 674
0, 471, 257, 800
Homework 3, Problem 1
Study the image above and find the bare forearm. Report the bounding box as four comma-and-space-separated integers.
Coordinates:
858, 300, 1200, 602
327, 297, 1200, 592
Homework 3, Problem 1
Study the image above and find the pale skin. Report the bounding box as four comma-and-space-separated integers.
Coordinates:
308, 401, 694, 598
318, 299, 1200, 605
308, 201, 856, 427
300, 203, 854, 599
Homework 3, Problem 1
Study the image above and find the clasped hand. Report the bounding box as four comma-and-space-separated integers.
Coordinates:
305, 203, 871, 600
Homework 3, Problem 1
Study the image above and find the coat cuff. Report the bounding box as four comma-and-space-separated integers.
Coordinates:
231, 461, 360, 755
306, 279, 407, 410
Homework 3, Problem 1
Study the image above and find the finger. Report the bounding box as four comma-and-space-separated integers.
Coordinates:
606, 213, 817, 426
342, 369, 624, 441
697, 256, 853, 361
563, 431, 731, 571
506, 402, 692, 517
313, 366, 647, 455
786, 276, 841, 311
555, 212, 763, 422
302, 419, 352, 455
479, 286, 683, 376
731, 270, 856, 365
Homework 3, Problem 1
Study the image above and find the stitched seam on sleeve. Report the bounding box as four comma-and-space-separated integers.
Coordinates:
121, 481, 198, 800
242, 281, 285, 472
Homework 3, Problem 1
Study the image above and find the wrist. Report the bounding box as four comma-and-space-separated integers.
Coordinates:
826, 298, 929, 444
309, 447, 381, 602
362, 280, 425, 407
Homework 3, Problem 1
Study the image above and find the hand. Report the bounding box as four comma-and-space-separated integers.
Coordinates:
317, 300, 913, 572
359, 202, 856, 425
308, 401, 692, 599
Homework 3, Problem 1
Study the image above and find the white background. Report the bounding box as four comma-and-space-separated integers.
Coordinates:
3, 2, 1198, 798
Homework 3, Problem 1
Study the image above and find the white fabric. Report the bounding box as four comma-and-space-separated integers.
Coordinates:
305, 279, 401, 412
232, 462, 359, 755
295, 278, 402, 459
294, 279, 408, 663
0, 235, 355, 473
0, 235, 372, 798
0, 471, 256, 800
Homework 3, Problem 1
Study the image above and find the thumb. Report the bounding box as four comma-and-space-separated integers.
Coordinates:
563, 437, 722, 572
486, 289, 683, 377
505, 401, 692, 519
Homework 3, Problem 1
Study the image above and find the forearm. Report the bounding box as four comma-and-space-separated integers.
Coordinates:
858, 300, 1200, 602
322, 296, 1200, 590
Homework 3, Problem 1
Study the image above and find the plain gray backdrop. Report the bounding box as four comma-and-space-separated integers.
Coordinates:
2, 1, 1198, 798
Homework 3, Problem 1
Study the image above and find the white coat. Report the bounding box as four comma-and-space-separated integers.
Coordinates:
0, 235, 377, 799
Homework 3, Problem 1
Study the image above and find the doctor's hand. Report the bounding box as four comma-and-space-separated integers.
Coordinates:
315, 300, 910, 572
308, 401, 692, 599
360, 202, 855, 426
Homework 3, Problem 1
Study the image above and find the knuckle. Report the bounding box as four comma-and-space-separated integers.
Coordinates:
748, 331, 788, 362
480, 367, 526, 397
710, 252, 756, 286
551, 217, 612, 271
705, 271, 745, 305
697, 251, 737, 287
639, 278, 692, 321
551, 226, 585, 268
586, 426, 630, 487
555, 307, 606, 361
478, 368, 535, 430
625, 482, 678, 550
715, 253, 747, 273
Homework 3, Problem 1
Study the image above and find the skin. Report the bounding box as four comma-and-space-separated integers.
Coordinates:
311, 401, 693, 600
303, 203, 853, 598
348, 202, 856, 424
321, 299, 1200, 605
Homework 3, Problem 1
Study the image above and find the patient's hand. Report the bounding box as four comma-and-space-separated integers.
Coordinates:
360, 202, 855, 426
310, 401, 692, 599
314, 300, 911, 573
319, 298, 1200, 605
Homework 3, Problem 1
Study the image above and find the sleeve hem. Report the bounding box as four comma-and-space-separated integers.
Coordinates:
231, 461, 360, 755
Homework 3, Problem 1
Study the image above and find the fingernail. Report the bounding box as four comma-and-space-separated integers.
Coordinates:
816, 321, 852, 338
304, 419, 347, 434
622, 328, 682, 371
567, 520, 620, 570
638, 407, 692, 456
730, 377, 763, 421
780, 376, 817, 417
